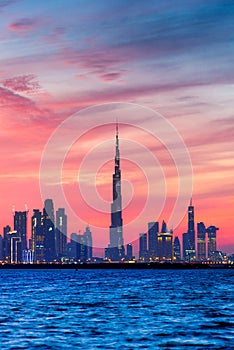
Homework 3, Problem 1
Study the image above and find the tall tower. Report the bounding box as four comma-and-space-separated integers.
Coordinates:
197, 222, 206, 261
148, 221, 159, 259
32, 209, 44, 262
207, 226, 219, 258
43, 199, 56, 262
14, 211, 28, 262
106, 122, 125, 261
174, 236, 181, 262
188, 198, 195, 237
55, 208, 67, 259
83, 225, 92, 261
183, 198, 196, 261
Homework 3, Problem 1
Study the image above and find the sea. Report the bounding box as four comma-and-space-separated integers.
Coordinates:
0, 269, 233, 349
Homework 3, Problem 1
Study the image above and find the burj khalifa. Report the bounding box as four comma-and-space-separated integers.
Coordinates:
105, 122, 125, 261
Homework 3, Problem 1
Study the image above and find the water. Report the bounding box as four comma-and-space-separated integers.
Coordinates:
0, 269, 233, 349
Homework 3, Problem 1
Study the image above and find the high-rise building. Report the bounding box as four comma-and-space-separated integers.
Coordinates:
173, 236, 181, 261
139, 233, 147, 260
106, 123, 124, 261
55, 208, 67, 259
7, 230, 21, 263
207, 226, 219, 258
43, 199, 56, 262
157, 229, 173, 261
69, 233, 78, 260
32, 209, 45, 262
83, 225, 92, 260
197, 222, 206, 261
0, 235, 3, 260
183, 199, 196, 261
69, 228, 93, 262
148, 221, 159, 259
77, 233, 87, 261
126, 243, 133, 260
14, 211, 28, 262
2, 225, 11, 261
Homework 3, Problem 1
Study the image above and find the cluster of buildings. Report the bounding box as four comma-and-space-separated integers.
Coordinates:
0, 123, 231, 264
0, 200, 93, 264
138, 200, 222, 262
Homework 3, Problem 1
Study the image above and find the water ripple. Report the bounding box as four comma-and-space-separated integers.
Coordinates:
0, 269, 233, 349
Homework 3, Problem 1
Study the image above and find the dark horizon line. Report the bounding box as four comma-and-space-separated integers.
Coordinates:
0, 261, 233, 270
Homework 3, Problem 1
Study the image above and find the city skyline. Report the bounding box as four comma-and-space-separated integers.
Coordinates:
0, 1, 233, 254
0, 124, 230, 262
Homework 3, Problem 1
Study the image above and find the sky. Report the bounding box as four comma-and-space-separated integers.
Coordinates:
0, 0, 233, 255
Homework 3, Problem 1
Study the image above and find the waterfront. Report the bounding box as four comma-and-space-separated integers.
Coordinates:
0, 270, 233, 349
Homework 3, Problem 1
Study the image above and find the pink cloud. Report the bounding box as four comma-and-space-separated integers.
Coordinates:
2, 74, 41, 93
7, 17, 40, 32
0, 86, 36, 112
60, 47, 130, 73
99, 72, 124, 82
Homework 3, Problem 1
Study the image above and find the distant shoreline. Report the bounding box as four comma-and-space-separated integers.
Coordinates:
0, 262, 233, 269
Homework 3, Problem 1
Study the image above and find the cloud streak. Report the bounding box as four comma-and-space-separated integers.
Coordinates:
7, 17, 41, 32
2, 74, 41, 93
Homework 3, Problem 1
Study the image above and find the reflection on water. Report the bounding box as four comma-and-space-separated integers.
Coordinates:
0, 269, 233, 349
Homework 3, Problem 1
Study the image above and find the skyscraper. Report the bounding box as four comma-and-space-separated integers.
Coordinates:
173, 236, 181, 261
183, 199, 196, 261
139, 233, 147, 260
83, 225, 92, 261
2, 225, 11, 261
126, 243, 133, 260
0, 235, 3, 260
70, 233, 78, 260
32, 209, 45, 262
207, 225, 219, 258
7, 230, 21, 263
148, 221, 159, 259
55, 208, 67, 259
197, 222, 206, 261
106, 122, 124, 261
43, 199, 56, 262
157, 229, 173, 261
14, 211, 28, 262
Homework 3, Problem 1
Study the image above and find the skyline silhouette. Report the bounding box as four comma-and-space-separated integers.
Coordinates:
0, 1, 233, 255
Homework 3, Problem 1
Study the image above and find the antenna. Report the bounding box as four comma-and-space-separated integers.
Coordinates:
116, 118, 119, 137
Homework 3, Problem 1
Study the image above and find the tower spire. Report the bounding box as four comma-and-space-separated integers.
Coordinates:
115, 119, 120, 164
116, 118, 119, 137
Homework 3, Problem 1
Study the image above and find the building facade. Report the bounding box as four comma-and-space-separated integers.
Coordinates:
55, 208, 67, 259
207, 226, 219, 258
174, 236, 181, 261
148, 221, 159, 259
14, 211, 28, 262
32, 209, 45, 262
43, 199, 56, 262
197, 222, 206, 261
183, 199, 196, 261
139, 233, 147, 260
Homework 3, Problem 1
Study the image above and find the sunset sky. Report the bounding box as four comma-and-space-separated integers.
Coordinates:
0, 0, 233, 255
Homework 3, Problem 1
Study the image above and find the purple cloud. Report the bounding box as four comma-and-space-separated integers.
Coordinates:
7, 17, 40, 32
0, 0, 17, 11
99, 72, 124, 82
2, 74, 41, 93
